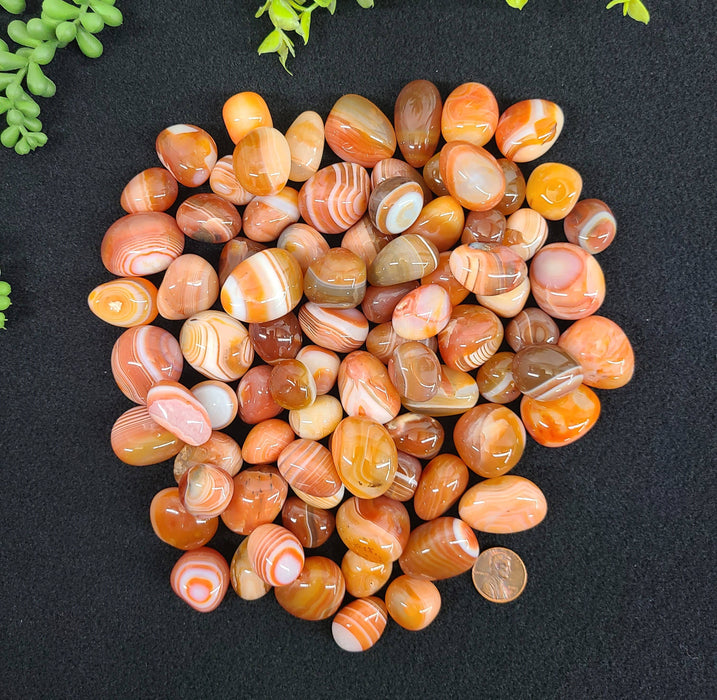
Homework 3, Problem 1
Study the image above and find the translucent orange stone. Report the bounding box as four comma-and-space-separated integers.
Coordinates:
325, 94, 396, 168
270, 358, 317, 410
285, 110, 324, 183
210, 155, 254, 206
230, 538, 271, 600
221, 465, 288, 535
495, 158, 526, 216
399, 517, 480, 580
504, 208, 548, 261
156, 124, 218, 187
120, 167, 178, 213
441, 82, 499, 148
449, 243, 527, 297
459, 475, 547, 533
525, 162, 583, 221
331, 416, 398, 499
453, 404, 526, 478
88, 277, 158, 328
341, 550, 392, 598
413, 454, 469, 521
439, 142, 505, 212
558, 315, 634, 389
394, 79, 442, 168
236, 365, 283, 424
281, 496, 335, 548
437, 304, 504, 372
289, 394, 343, 440
278, 223, 330, 273
462, 209, 506, 245
176, 193, 242, 244
110, 405, 185, 466
243, 186, 300, 243
368, 177, 424, 235
277, 438, 342, 500
520, 384, 601, 447
336, 496, 410, 564
371, 158, 433, 205
178, 463, 234, 518
404, 195, 465, 252
156, 254, 219, 321
222, 91, 272, 144
242, 418, 295, 464
475, 352, 521, 404
385, 413, 444, 460
246, 523, 305, 586
150, 487, 218, 550
423, 151, 448, 196
341, 216, 393, 267
401, 365, 479, 417
174, 431, 243, 482
384, 451, 422, 502
232, 126, 291, 197
298, 303, 369, 354
563, 198, 617, 254
530, 243, 605, 320
420, 251, 470, 306
146, 380, 212, 446
385, 575, 441, 631
362, 281, 419, 324
274, 556, 345, 621
304, 247, 367, 309
337, 350, 401, 424
495, 99, 564, 163
218, 237, 265, 286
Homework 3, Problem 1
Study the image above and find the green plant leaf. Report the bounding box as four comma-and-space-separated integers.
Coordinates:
41, 0, 81, 21
16, 97, 40, 117
506, 0, 529, 8
31, 42, 57, 65
27, 61, 56, 97
627, 0, 650, 23
14, 135, 31, 154
0, 124, 20, 147
76, 26, 104, 57
80, 12, 105, 34
269, 0, 300, 32
0, 295, 12, 310
257, 29, 283, 55
89, 2, 123, 26
0, 51, 28, 71
355, 0, 374, 8
8, 21, 43, 48
0, 0, 27, 15
0, 281, 11, 296
26, 18, 57, 41
55, 20, 77, 44
297, 10, 311, 44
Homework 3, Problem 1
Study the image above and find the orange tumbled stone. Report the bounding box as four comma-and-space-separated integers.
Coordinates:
385, 575, 441, 631
156, 124, 217, 188
441, 82, 499, 148
439, 141, 505, 212
223, 91, 272, 144
558, 315, 635, 389
150, 487, 218, 550
274, 556, 345, 621
232, 126, 291, 197
525, 162, 583, 221
520, 384, 601, 447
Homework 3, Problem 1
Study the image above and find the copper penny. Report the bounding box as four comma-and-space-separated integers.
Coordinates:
471, 547, 527, 603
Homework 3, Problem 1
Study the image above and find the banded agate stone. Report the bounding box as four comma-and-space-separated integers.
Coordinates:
88, 277, 158, 328
295, 345, 341, 395
170, 547, 229, 613
449, 243, 527, 297
558, 315, 634, 389
512, 344, 583, 401
341, 551, 392, 598
405, 196, 465, 252
368, 233, 439, 286
387, 341, 441, 402
368, 177, 424, 235
331, 416, 398, 499
232, 126, 291, 197
247, 523, 305, 587
304, 248, 367, 308
342, 216, 394, 267
453, 404, 526, 478
236, 365, 283, 424
157, 254, 219, 321
384, 452, 422, 503
281, 496, 335, 548
147, 380, 212, 446
438, 304, 503, 372
325, 94, 396, 167
178, 463, 234, 518
156, 124, 217, 187
462, 209, 506, 245
525, 162, 583, 221
285, 110, 325, 183
278, 439, 342, 500
336, 496, 411, 565
475, 352, 521, 404
504, 208, 548, 260
243, 187, 300, 243
399, 517, 480, 580
332, 597, 388, 652
401, 365, 479, 417
392, 284, 452, 340
289, 395, 346, 440
564, 198, 617, 254
275, 556, 345, 621
459, 475, 547, 533
120, 167, 177, 213
249, 312, 303, 365
299, 162, 371, 234
241, 418, 295, 464
230, 538, 271, 601
441, 82, 499, 148
505, 307, 560, 352
270, 359, 316, 410
413, 454, 469, 521
385, 413, 444, 460
337, 350, 401, 424
278, 223, 330, 273
495, 99, 564, 162
298, 304, 369, 353
221, 465, 288, 535
439, 141, 505, 212
210, 156, 254, 206
362, 281, 419, 324
176, 193, 241, 244
371, 158, 433, 205
174, 431, 243, 481
101, 212, 184, 277
111, 406, 184, 466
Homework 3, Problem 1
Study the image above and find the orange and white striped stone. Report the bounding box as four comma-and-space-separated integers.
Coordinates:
246, 523, 305, 587
170, 547, 229, 613
332, 597, 388, 652
147, 380, 212, 446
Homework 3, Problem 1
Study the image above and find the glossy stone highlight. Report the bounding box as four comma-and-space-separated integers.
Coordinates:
368, 177, 424, 235
210, 155, 254, 206
475, 352, 521, 404
512, 344, 584, 401
286, 110, 325, 182
332, 597, 388, 652
147, 380, 212, 446
405, 195, 465, 252
298, 303, 369, 353
392, 284, 452, 340
449, 243, 527, 297
249, 311, 303, 364
178, 463, 234, 518
157, 254, 219, 321
150, 487, 218, 550
338, 351, 401, 424
367, 233, 439, 287
304, 248, 367, 308
387, 341, 441, 402
176, 193, 242, 244
505, 308, 560, 352
341, 551, 392, 598
230, 538, 271, 600
438, 304, 503, 371
223, 91, 272, 144
111, 406, 185, 466
243, 187, 300, 243
269, 358, 317, 410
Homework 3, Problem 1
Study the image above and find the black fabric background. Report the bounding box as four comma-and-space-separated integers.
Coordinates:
0, 1, 714, 697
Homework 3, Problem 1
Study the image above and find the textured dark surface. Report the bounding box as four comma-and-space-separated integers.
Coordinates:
0, 1, 715, 698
